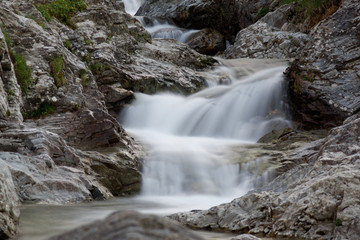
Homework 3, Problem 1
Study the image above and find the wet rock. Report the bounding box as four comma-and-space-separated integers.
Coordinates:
137, 0, 272, 42
287, 0, 360, 128
185, 28, 226, 55
48, 210, 205, 240
171, 113, 360, 239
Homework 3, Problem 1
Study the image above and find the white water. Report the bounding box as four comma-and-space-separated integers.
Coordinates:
123, 0, 143, 15
120, 65, 291, 213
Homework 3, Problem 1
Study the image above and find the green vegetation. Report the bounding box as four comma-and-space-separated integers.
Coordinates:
335, 218, 342, 226
64, 40, 74, 52
2, 26, 33, 93
50, 55, 66, 87
14, 54, 33, 93
89, 62, 111, 75
36, 0, 87, 29
257, 7, 269, 18
85, 39, 93, 45
24, 102, 57, 119
79, 69, 89, 87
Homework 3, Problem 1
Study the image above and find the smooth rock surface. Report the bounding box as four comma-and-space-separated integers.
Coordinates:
48, 210, 205, 240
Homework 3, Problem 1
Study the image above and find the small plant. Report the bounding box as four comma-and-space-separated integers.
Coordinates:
36, 0, 87, 29
89, 62, 106, 75
258, 8, 269, 18
79, 69, 89, 87
24, 102, 56, 119
50, 55, 66, 87
85, 39, 93, 45
64, 40, 73, 52
335, 218, 342, 226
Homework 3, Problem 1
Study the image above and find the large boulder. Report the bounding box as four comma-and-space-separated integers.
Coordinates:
136, 0, 272, 42
287, 0, 360, 128
48, 211, 205, 240
171, 113, 360, 239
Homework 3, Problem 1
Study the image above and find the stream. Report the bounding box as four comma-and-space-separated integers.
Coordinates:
18, 1, 293, 239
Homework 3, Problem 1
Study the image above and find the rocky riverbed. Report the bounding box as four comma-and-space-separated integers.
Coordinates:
1, 0, 360, 239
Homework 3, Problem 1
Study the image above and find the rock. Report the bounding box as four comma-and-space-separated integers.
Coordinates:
231, 234, 260, 240
287, 0, 360, 128
137, 0, 272, 42
224, 16, 309, 59
185, 28, 226, 55
0, 161, 20, 239
170, 113, 360, 239
47, 210, 205, 240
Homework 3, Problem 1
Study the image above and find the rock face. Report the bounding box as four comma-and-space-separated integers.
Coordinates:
224, 21, 309, 59
0, 162, 20, 239
171, 113, 360, 239
287, 0, 360, 128
137, 0, 272, 42
48, 210, 205, 240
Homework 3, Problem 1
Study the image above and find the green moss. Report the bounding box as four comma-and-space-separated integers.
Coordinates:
36, 0, 87, 29
257, 7, 269, 18
24, 102, 56, 119
280, 0, 332, 17
50, 55, 66, 87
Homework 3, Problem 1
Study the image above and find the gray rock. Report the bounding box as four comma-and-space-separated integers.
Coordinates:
224, 21, 309, 59
231, 234, 260, 240
0, 161, 20, 239
287, 0, 360, 128
48, 210, 205, 240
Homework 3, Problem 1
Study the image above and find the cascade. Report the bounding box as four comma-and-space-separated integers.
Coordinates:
123, 0, 198, 42
120, 64, 291, 210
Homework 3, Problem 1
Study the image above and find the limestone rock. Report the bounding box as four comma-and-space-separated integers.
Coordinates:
48, 210, 205, 240
287, 0, 360, 128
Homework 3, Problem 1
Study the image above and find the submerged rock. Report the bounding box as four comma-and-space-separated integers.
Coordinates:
48, 210, 205, 240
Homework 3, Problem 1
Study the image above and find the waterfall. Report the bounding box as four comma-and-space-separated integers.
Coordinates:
120, 64, 291, 201
123, 0, 198, 43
